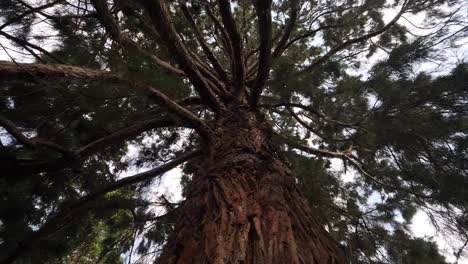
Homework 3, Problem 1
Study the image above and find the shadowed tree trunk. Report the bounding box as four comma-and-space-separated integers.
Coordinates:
157, 104, 345, 263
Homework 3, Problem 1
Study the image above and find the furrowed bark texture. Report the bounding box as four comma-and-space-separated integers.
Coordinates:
157, 107, 344, 264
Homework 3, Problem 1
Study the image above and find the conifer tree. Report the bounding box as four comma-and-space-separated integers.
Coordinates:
0, 0, 467, 263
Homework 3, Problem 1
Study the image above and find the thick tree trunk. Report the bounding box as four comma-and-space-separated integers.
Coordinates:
157, 108, 345, 264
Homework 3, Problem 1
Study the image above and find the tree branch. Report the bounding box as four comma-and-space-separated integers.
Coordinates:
179, 0, 229, 84
0, 114, 73, 156
287, 108, 326, 141
0, 30, 66, 64
250, 0, 273, 106
90, 0, 184, 77
280, 24, 345, 55
203, 3, 232, 57
1, 112, 187, 163
0, 0, 64, 31
300, 2, 408, 73
0, 149, 201, 264
284, 137, 433, 199
262, 101, 367, 128
140, 0, 224, 112
271, 0, 298, 59
217, 0, 245, 95
76, 117, 180, 158
0, 61, 211, 138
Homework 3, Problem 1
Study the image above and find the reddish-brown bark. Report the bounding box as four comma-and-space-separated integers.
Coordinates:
157, 107, 345, 264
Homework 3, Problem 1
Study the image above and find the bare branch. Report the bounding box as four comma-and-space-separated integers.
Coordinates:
263, 101, 369, 128
261, 101, 324, 119
11, 0, 97, 30
281, 24, 345, 55
287, 108, 325, 140
1, 112, 188, 162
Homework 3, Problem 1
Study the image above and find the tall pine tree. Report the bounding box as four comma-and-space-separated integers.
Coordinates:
0, 0, 467, 263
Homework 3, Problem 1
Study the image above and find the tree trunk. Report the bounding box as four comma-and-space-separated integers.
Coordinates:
157, 107, 345, 264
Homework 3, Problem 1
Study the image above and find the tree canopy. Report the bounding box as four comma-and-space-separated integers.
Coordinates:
0, 0, 467, 263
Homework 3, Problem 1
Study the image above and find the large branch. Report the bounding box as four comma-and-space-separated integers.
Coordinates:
287, 108, 326, 141
283, 138, 433, 198
0, 0, 63, 31
217, 0, 245, 95
300, 2, 407, 73
179, 0, 228, 84
263, 102, 365, 128
90, 0, 184, 77
0, 114, 73, 156
204, 3, 232, 57
271, 0, 299, 59
0, 61, 211, 138
250, 0, 273, 106
0, 31, 66, 64
1, 113, 185, 162
76, 117, 180, 158
1, 116, 188, 176
140, 0, 224, 112
180, 42, 227, 95
0, 149, 201, 264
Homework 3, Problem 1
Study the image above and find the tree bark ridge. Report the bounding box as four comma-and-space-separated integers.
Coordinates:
157, 108, 344, 263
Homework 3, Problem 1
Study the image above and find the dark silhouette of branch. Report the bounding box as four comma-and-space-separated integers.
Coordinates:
0, 114, 73, 156
140, 0, 224, 112
90, 0, 184, 77
217, 0, 245, 95
0, 149, 201, 264
281, 24, 345, 54
271, 0, 299, 59
203, 3, 232, 57
0, 31, 66, 64
179, 0, 228, 84
250, 0, 273, 106
300, 1, 408, 73
284, 138, 433, 199
0, 0, 63, 31
14, 0, 96, 20
1, 113, 187, 163
0, 61, 211, 138
76, 117, 181, 158
262, 102, 368, 128
287, 108, 326, 140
